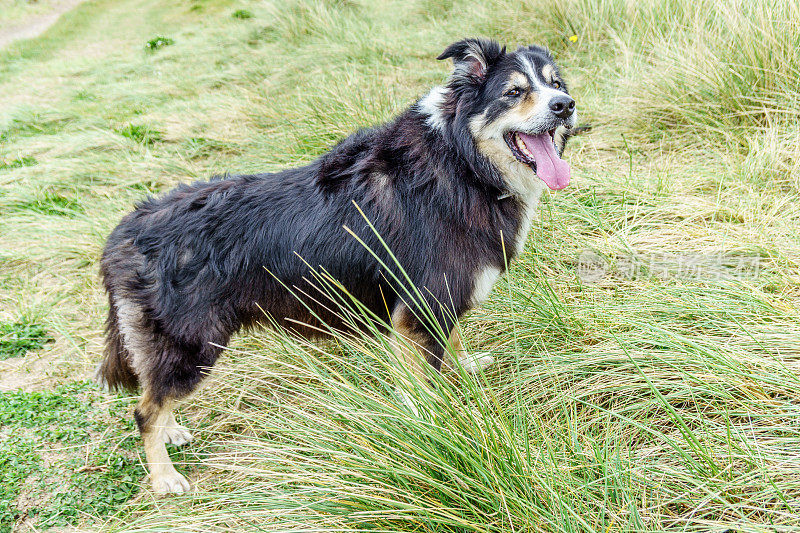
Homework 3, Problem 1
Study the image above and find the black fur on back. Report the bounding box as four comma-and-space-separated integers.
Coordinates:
98, 38, 572, 405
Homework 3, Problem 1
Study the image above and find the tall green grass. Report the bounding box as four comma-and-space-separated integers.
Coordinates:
1, 0, 798, 531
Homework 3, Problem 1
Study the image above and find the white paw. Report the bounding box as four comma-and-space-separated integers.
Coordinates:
394, 388, 420, 416
459, 352, 495, 373
163, 425, 193, 446
151, 470, 191, 494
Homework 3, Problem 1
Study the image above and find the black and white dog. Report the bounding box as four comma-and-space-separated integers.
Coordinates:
98, 38, 577, 493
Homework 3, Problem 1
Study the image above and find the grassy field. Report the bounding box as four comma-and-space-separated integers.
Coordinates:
1, 0, 799, 531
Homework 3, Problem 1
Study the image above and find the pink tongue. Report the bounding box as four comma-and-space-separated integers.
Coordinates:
518, 132, 570, 190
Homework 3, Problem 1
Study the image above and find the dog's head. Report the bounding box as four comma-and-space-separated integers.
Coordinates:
422, 38, 576, 194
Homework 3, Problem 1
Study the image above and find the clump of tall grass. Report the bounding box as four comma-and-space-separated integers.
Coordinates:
145, 36, 175, 52
116, 124, 164, 146
112, 280, 800, 532
231, 9, 254, 19
741, 126, 800, 191
620, 0, 800, 150
261, 0, 363, 45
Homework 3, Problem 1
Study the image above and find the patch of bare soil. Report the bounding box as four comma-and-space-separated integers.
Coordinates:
0, 332, 94, 392
0, 0, 87, 49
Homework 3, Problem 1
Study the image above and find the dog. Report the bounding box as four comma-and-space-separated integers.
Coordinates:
97, 38, 577, 494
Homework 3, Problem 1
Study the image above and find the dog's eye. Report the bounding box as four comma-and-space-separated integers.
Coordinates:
551, 80, 562, 89
504, 88, 523, 97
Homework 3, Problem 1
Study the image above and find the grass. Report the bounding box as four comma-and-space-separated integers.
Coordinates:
0, 155, 37, 170
0, 319, 51, 360
0, 383, 145, 532
144, 36, 174, 52
231, 8, 253, 19
115, 123, 164, 146
0, 0, 798, 531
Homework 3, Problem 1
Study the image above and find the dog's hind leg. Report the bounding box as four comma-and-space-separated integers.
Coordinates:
135, 389, 191, 494
112, 296, 195, 492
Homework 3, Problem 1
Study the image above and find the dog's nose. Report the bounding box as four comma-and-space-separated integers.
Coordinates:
549, 95, 575, 119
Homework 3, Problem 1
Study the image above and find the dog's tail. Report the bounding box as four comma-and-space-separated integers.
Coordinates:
95, 302, 140, 392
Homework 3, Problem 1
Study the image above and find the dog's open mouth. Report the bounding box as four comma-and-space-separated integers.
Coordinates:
504, 130, 571, 190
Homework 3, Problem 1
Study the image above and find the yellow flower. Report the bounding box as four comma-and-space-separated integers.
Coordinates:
569, 34, 578, 43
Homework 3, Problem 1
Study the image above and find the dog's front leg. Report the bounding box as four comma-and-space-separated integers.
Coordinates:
446, 327, 495, 373
387, 302, 456, 414
389, 302, 452, 376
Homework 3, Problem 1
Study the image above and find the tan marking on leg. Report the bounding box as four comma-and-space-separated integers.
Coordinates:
449, 327, 467, 358
389, 305, 429, 385
389, 305, 438, 415
113, 296, 151, 385
138, 392, 190, 494
443, 326, 467, 370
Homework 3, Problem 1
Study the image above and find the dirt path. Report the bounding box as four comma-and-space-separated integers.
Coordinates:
0, 0, 87, 49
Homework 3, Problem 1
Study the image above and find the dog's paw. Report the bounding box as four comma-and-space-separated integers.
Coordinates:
458, 352, 495, 373
163, 425, 193, 447
151, 470, 191, 494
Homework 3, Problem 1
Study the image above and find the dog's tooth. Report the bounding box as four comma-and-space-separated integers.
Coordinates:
513, 134, 536, 161
518, 139, 533, 158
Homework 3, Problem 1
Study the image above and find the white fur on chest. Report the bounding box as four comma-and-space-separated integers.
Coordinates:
513, 188, 543, 256
471, 265, 502, 306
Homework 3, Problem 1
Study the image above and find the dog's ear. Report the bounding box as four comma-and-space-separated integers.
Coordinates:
437, 38, 505, 84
